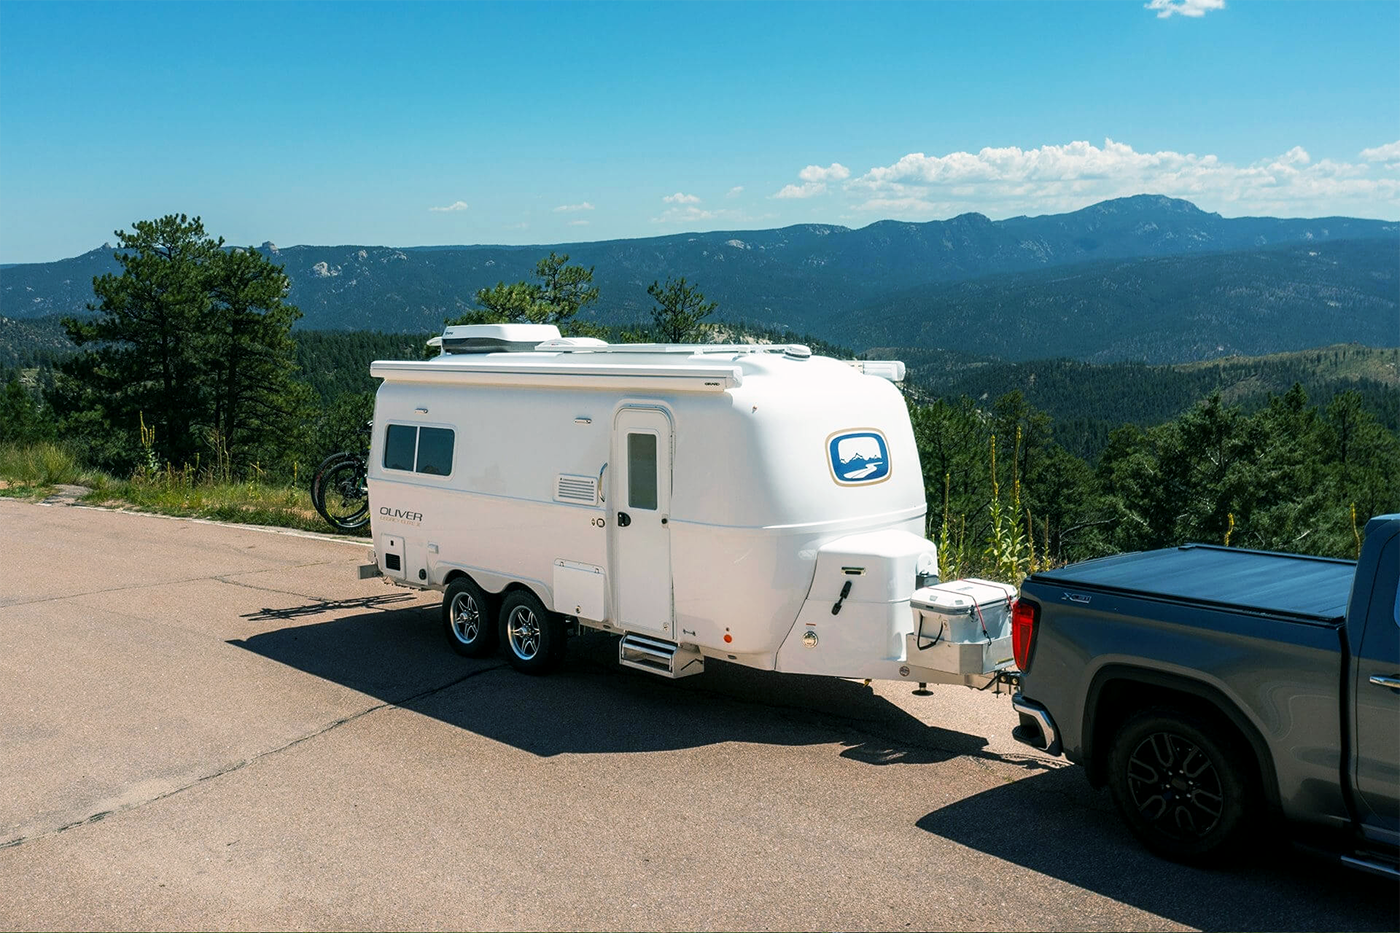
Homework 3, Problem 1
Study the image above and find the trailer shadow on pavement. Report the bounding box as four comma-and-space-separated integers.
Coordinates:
230, 600, 992, 764
915, 769, 1400, 933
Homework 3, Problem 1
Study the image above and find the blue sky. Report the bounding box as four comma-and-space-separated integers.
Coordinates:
1, 0, 1397, 263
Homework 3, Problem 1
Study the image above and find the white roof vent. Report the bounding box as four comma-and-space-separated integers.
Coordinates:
441, 323, 561, 354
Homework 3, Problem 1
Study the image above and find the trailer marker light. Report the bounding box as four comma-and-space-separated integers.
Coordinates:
723, 633, 733, 643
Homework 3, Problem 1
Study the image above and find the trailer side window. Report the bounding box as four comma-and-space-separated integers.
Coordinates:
628, 432, 658, 510
383, 423, 455, 476
384, 424, 417, 472
416, 427, 455, 476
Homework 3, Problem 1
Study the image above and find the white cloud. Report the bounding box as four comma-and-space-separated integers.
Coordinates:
798, 162, 851, 183
429, 200, 469, 213
726, 186, 745, 198
774, 183, 826, 199
1360, 141, 1400, 162
772, 162, 851, 199
553, 201, 595, 213
568, 219, 590, 226
849, 138, 1400, 218
1145, 0, 1225, 18
652, 205, 776, 226
663, 192, 701, 204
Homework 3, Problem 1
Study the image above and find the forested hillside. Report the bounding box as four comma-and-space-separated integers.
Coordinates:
838, 238, 1399, 361
889, 344, 1400, 458
4, 195, 1394, 341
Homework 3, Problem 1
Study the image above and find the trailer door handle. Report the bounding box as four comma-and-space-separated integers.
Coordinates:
617, 512, 631, 527
1369, 674, 1400, 690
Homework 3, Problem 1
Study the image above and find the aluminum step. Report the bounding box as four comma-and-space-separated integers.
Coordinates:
619, 633, 705, 679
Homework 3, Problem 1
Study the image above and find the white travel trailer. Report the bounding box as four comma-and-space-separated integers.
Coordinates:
363, 323, 1015, 688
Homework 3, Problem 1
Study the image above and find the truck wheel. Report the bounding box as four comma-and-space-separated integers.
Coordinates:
499, 590, 565, 675
1107, 707, 1253, 864
442, 577, 496, 658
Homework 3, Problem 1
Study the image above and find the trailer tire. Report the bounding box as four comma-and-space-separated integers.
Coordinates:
1107, 706, 1253, 864
443, 577, 496, 658
500, 590, 565, 675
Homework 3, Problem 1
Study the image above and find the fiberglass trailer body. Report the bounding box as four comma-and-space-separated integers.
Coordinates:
364, 324, 1015, 686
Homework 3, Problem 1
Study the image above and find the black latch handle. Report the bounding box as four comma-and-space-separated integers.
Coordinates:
831, 580, 852, 615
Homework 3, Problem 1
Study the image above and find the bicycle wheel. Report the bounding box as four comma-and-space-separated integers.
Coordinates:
311, 452, 370, 532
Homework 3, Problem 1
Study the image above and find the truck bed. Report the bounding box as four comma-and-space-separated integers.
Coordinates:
1031, 544, 1356, 623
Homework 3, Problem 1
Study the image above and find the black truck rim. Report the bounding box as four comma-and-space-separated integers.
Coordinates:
1125, 731, 1225, 840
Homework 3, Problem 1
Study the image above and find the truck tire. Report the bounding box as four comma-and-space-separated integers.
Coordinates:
443, 577, 496, 658
1107, 706, 1254, 864
499, 589, 565, 675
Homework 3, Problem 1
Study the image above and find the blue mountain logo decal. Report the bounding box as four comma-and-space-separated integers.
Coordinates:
828, 430, 890, 485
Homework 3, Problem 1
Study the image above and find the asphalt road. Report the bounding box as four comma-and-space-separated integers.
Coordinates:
1, 498, 1395, 932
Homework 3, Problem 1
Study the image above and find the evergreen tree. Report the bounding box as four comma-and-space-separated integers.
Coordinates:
646, 276, 718, 343
55, 217, 310, 478
455, 252, 599, 330
62, 215, 223, 465
0, 372, 55, 444
202, 246, 313, 476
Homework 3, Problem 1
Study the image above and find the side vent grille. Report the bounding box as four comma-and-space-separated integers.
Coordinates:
555, 473, 599, 505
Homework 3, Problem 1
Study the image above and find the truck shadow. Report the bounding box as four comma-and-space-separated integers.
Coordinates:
229, 601, 988, 763
915, 769, 1400, 932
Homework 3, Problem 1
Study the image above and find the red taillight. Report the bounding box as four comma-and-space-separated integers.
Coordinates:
1011, 598, 1039, 671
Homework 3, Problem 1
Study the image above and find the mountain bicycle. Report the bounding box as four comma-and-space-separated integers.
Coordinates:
310, 424, 371, 533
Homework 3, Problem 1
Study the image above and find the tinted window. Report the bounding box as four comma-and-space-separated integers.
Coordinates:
416, 427, 454, 476
628, 432, 658, 510
384, 424, 417, 471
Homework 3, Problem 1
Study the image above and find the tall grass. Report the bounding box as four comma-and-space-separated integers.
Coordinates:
0, 441, 349, 534
0, 442, 107, 489
83, 461, 333, 533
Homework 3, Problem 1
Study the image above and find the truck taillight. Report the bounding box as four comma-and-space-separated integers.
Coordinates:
1011, 598, 1039, 671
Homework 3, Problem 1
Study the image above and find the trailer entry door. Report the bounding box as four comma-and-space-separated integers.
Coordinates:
610, 408, 673, 636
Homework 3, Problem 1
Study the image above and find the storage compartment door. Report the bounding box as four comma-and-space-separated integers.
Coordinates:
378, 534, 406, 581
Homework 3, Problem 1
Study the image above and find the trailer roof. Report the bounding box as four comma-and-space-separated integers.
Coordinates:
371, 343, 904, 391
1031, 544, 1356, 622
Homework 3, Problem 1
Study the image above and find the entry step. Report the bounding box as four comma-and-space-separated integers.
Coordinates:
619, 633, 704, 679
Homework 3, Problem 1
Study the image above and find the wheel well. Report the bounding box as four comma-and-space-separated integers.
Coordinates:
1084, 673, 1279, 812
441, 574, 548, 618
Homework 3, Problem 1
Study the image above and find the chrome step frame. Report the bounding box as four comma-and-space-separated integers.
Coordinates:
619, 633, 705, 678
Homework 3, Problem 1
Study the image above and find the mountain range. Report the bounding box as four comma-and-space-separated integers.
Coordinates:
2, 195, 1396, 365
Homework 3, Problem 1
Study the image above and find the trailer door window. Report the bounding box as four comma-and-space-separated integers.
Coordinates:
384, 424, 417, 472
627, 432, 658, 510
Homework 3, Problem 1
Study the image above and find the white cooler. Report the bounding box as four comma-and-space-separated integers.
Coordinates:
906, 578, 1018, 675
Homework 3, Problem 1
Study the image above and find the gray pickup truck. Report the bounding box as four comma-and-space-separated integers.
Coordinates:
1010, 513, 1398, 874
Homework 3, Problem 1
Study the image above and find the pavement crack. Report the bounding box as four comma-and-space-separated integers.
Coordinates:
0, 663, 509, 852
0, 562, 346, 611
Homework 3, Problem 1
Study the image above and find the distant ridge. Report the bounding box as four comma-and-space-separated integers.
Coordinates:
1, 195, 1394, 365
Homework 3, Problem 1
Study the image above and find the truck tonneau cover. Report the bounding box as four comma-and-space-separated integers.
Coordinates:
1031, 545, 1356, 622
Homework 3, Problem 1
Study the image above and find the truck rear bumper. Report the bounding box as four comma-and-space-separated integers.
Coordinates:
1011, 694, 1061, 757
